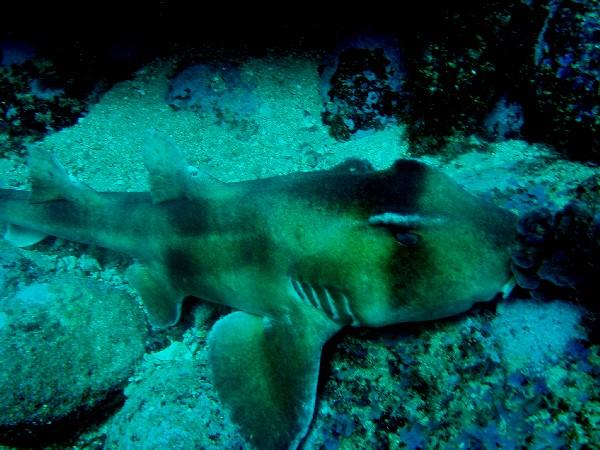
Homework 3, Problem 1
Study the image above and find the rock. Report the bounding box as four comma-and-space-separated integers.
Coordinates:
319, 34, 405, 141
105, 341, 244, 450
166, 63, 260, 140
531, 0, 600, 159
491, 299, 585, 373
0, 275, 148, 446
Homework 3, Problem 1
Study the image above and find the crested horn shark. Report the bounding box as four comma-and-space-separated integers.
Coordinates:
0, 132, 517, 449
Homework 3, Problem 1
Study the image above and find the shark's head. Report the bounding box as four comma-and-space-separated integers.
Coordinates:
277, 159, 517, 327
346, 160, 517, 325
206, 159, 519, 450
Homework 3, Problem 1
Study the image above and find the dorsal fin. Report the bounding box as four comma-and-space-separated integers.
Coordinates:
143, 130, 224, 203
28, 147, 97, 204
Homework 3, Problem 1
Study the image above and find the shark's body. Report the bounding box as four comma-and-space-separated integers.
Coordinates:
0, 135, 516, 449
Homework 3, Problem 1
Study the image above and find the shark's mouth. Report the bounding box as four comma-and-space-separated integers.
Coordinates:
501, 275, 517, 299
288, 277, 359, 326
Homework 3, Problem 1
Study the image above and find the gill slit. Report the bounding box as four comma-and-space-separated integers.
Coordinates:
288, 277, 359, 326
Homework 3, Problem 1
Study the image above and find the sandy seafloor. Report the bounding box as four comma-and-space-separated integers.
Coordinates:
0, 52, 598, 449
2, 55, 595, 202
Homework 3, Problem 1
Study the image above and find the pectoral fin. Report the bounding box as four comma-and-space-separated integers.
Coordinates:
3, 223, 47, 247
126, 263, 184, 328
208, 311, 338, 450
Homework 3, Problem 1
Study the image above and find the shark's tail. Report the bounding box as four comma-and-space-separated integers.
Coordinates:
0, 189, 49, 247
0, 148, 102, 247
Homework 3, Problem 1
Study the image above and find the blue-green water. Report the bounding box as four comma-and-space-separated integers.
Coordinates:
0, 4, 598, 449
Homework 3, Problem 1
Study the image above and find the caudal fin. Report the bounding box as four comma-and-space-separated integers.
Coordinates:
3, 223, 47, 247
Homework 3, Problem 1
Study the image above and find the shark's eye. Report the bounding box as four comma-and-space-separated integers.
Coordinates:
395, 231, 421, 247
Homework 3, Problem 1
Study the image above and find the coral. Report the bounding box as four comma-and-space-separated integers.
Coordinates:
511, 174, 600, 312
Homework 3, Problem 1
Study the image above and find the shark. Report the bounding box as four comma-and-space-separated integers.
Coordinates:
0, 133, 517, 449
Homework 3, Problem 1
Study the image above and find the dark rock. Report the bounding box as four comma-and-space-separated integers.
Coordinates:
319, 34, 405, 141
482, 96, 525, 142
530, 0, 600, 160
403, 1, 538, 153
